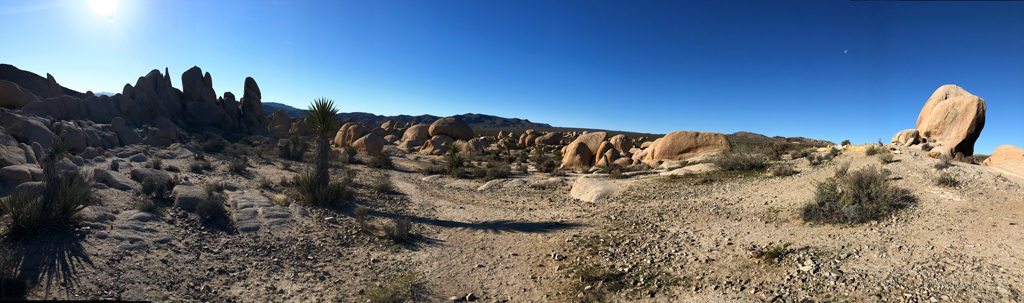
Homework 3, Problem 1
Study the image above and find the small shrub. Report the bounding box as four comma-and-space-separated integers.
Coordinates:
199, 136, 227, 153
141, 176, 174, 201
190, 160, 212, 173
229, 157, 249, 175
754, 243, 791, 264
354, 206, 372, 233
865, 145, 883, 156
420, 164, 446, 176
714, 151, 769, 172
145, 158, 163, 170
878, 153, 894, 164
135, 198, 158, 213
295, 171, 352, 206
109, 160, 120, 171
536, 157, 558, 173
0, 146, 92, 236
384, 217, 413, 243
791, 149, 812, 160
923, 130, 932, 139
935, 173, 959, 187
921, 143, 934, 152
368, 153, 393, 169
801, 167, 915, 224
841, 140, 851, 146
769, 164, 797, 177
258, 176, 273, 190
373, 174, 395, 193
197, 188, 227, 221
483, 162, 511, 181
364, 270, 422, 303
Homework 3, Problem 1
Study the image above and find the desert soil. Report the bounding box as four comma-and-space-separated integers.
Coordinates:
4, 144, 1024, 302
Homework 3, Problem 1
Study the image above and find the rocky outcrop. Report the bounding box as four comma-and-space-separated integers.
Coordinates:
643, 131, 731, 163
534, 132, 562, 146
267, 109, 291, 137
239, 77, 265, 131
609, 134, 633, 155
428, 117, 474, 140
573, 132, 607, 156
334, 123, 370, 148
420, 135, 455, 155
891, 129, 920, 146
352, 133, 386, 155
915, 85, 986, 157
0, 80, 39, 109
983, 145, 1024, 178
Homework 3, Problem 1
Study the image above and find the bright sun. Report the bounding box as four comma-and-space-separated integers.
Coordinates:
86, 0, 118, 22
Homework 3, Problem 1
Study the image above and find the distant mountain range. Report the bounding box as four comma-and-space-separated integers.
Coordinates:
263, 102, 552, 131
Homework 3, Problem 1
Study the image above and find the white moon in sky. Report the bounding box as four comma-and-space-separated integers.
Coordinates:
86, 0, 118, 22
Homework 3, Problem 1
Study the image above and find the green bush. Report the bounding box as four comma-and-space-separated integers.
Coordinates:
841, 140, 851, 146
344, 146, 358, 164
801, 167, 915, 224
714, 151, 769, 172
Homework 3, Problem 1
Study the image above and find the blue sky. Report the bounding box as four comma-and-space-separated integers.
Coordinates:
1, 0, 1022, 153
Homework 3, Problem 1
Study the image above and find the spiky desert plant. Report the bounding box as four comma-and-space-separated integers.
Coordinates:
1, 138, 92, 236
307, 98, 340, 189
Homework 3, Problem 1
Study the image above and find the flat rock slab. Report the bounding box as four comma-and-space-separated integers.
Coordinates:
570, 177, 619, 203
130, 167, 171, 183
228, 190, 296, 233
108, 210, 172, 251
173, 185, 206, 212
94, 168, 139, 190
659, 162, 719, 176
476, 178, 528, 191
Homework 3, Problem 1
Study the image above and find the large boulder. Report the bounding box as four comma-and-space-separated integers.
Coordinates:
643, 131, 731, 163
915, 85, 986, 157
333, 123, 370, 148
428, 117, 473, 140
983, 145, 1024, 167
534, 132, 562, 146
420, 135, 455, 155
0, 80, 40, 109
560, 141, 594, 170
455, 138, 485, 157
572, 132, 608, 155
891, 129, 920, 146
0, 111, 56, 150
267, 109, 291, 137
401, 123, 431, 146
352, 133, 386, 155
609, 134, 633, 155
110, 117, 141, 145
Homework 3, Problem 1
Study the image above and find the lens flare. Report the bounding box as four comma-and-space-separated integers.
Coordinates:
86, 0, 118, 23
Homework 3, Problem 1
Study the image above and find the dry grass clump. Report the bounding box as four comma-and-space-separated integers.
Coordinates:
364, 270, 423, 303
561, 262, 627, 303
769, 164, 797, 177
190, 159, 213, 173
802, 166, 915, 224
141, 176, 175, 201
864, 145, 884, 156
144, 158, 162, 170
714, 151, 769, 172
198, 135, 227, 153
482, 162, 511, 181
384, 217, 413, 244
367, 153, 393, 169
878, 152, 894, 164
354, 206, 372, 233
753, 242, 792, 264
935, 173, 960, 188
197, 184, 228, 222
934, 154, 952, 170
228, 157, 249, 175
343, 146, 358, 164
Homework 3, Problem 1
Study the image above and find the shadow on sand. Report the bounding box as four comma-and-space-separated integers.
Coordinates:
4, 232, 93, 299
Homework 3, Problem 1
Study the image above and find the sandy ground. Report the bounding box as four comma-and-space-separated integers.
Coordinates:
3, 143, 1023, 302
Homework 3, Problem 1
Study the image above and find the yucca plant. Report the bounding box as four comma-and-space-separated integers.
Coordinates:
307, 98, 340, 189
1, 138, 92, 236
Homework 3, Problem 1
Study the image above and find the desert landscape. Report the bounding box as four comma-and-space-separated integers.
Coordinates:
0, 62, 1022, 302
3, 1, 1024, 302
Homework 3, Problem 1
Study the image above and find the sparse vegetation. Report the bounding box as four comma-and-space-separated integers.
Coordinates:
228, 157, 249, 175
344, 146, 358, 164
865, 145, 884, 156
199, 135, 227, 153
444, 145, 465, 178
483, 161, 511, 181
769, 164, 797, 177
754, 243, 792, 264
190, 159, 213, 173
878, 152, 894, 164
364, 270, 422, 303
373, 173, 395, 193
308, 98, 341, 193
384, 217, 413, 244
354, 206, 372, 233
714, 151, 769, 172
368, 153, 393, 169
295, 170, 352, 207
936, 172, 959, 188
934, 154, 952, 170
802, 166, 915, 224
197, 184, 228, 222
109, 160, 120, 171
141, 176, 175, 201
841, 139, 851, 146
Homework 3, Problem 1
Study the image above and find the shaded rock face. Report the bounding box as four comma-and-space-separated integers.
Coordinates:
5, 65, 270, 151
915, 85, 986, 157
643, 131, 731, 163
534, 132, 562, 146
0, 80, 40, 109
428, 117, 474, 140
334, 123, 370, 148
0, 64, 81, 98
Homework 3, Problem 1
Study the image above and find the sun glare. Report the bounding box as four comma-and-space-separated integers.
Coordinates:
86, 0, 118, 23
